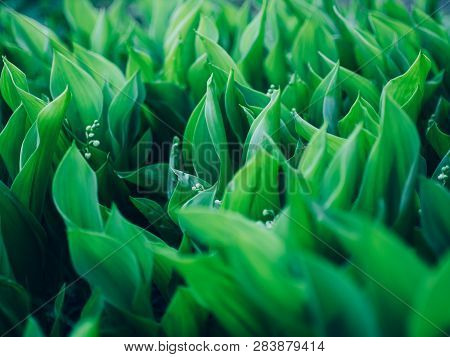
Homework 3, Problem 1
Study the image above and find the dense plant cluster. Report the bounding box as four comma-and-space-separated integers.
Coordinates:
0, 0, 449, 337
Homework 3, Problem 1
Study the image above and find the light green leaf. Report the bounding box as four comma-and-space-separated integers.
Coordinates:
0, 105, 29, 178
53, 144, 103, 232
197, 32, 247, 85
298, 125, 334, 195
339, 95, 379, 136
224, 70, 248, 143
309, 62, 341, 134
426, 121, 450, 159
195, 15, 219, 57
11, 89, 71, 217
108, 73, 138, 156
222, 149, 280, 221
294, 111, 345, 154
67, 228, 144, 312
176, 208, 307, 336
382, 52, 431, 122
238, 0, 267, 87
63, 0, 98, 38
50, 52, 103, 139
73, 43, 125, 91
244, 89, 281, 160
319, 52, 380, 109
126, 47, 155, 83
355, 94, 420, 226
0, 57, 29, 111
292, 16, 338, 79
281, 74, 310, 114
321, 125, 368, 209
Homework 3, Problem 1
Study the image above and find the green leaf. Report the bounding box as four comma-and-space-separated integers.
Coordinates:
15, 90, 46, 124
224, 70, 248, 143
63, 0, 98, 39
176, 208, 307, 335
0, 105, 29, 178
167, 254, 262, 336
50, 52, 103, 139
203, 75, 232, 194
338, 95, 379, 149
264, 1, 288, 87
90, 9, 110, 55
184, 76, 231, 194
187, 54, 211, 102
0, 182, 46, 295
126, 47, 155, 83
317, 208, 429, 335
292, 16, 338, 79
265, 35, 289, 86
69, 289, 103, 337
163, 0, 200, 85
222, 149, 280, 221
167, 136, 182, 199
281, 74, 310, 114
53, 143, 103, 232
419, 178, 450, 255
9, 11, 59, 62
298, 125, 334, 194
197, 32, 247, 85
167, 170, 211, 223
409, 254, 450, 336
273, 192, 316, 251
0, 277, 30, 336
11, 88, 71, 217
238, 0, 267, 88
67, 228, 145, 313
195, 15, 219, 57
108, 73, 138, 156
103, 206, 153, 315
164, 0, 200, 56
73, 43, 125, 91
369, 11, 420, 70
319, 53, 380, 109
161, 287, 208, 337
426, 121, 450, 159
321, 125, 368, 209
23, 317, 44, 337
302, 252, 379, 336
117, 164, 169, 196
294, 111, 345, 154
50, 284, 66, 336
0, 57, 29, 111
95, 159, 130, 208
244, 90, 281, 160
0, 226, 13, 278
130, 197, 178, 242
382, 52, 431, 122
412, 8, 450, 70
334, 7, 387, 83
309, 62, 341, 134
355, 94, 420, 226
